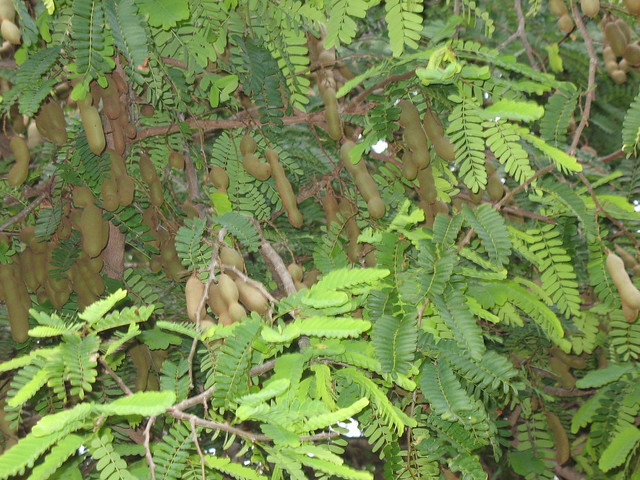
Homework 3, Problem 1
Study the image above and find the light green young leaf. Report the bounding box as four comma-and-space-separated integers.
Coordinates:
520, 129, 581, 172
31, 403, 93, 437
482, 100, 544, 122
304, 397, 369, 431
237, 379, 291, 407
575, 363, 635, 389
599, 425, 640, 472
205, 456, 268, 480
78, 289, 127, 323
95, 391, 176, 416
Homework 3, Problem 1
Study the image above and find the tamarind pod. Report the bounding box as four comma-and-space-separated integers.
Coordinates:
321, 189, 340, 226
423, 110, 456, 162
239, 134, 257, 155
96, 79, 122, 120
80, 203, 108, 258
610, 69, 627, 84
77, 260, 104, 297
139, 152, 158, 185
242, 153, 272, 180
227, 302, 246, 324
121, 117, 137, 140
580, 0, 599, 17
140, 104, 154, 117
545, 412, 570, 465
116, 174, 135, 207
56, 216, 72, 239
159, 236, 178, 263
605, 22, 627, 57
551, 347, 587, 369
85, 254, 104, 273
603, 46, 616, 64
606, 252, 640, 309
109, 117, 126, 155
32, 249, 49, 289
339, 198, 361, 262
354, 169, 383, 204
72, 267, 98, 310
303, 269, 321, 287
27, 121, 43, 149
322, 88, 342, 141
619, 59, 631, 73
549, 356, 576, 389
44, 276, 72, 309
28, 234, 48, 254
19, 248, 39, 292
1, 19, 20, 45
8, 137, 30, 187
78, 101, 106, 155
367, 196, 386, 219
0, 264, 29, 343
549, 0, 568, 16
340, 140, 366, 177
615, 18, 632, 44
417, 165, 437, 203
295, 280, 307, 291
235, 279, 269, 314
623, 303, 639, 322
614, 245, 639, 270
624, 43, 640, 67
185, 275, 206, 322
218, 273, 239, 306
149, 180, 164, 207
168, 150, 185, 170
101, 176, 119, 211
207, 282, 227, 316
129, 344, 150, 392
220, 246, 245, 271
557, 14, 574, 33
209, 166, 229, 191
182, 199, 199, 219
111, 70, 128, 94
266, 149, 303, 228
19, 225, 35, 245
287, 263, 304, 282
487, 174, 504, 201
435, 200, 449, 216
149, 256, 162, 273
0, 0, 15, 23
401, 150, 418, 180
105, 150, 126, 178
364, 248, 377, 268
404, 126, 430, 169
624, 0, 640, 15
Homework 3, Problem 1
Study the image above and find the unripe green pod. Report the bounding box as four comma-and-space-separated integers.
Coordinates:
78, 98, 105, 155
242, 153, 271, 181
487, 174, 504, 201
266, 148, 303, 228
7, 136, 30, 187
606, 251, 640, 309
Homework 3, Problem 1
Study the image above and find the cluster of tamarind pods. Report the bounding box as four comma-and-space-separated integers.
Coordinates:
602, 14, 640, 84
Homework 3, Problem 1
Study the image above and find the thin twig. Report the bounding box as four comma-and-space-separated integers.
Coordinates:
143, 415, 157, 480
99, 357, 133, 396
569, 2, 597, 156
190, 418, 207, 480
249, 359, 277, 377
498, 0, 540, 70
0, 183, 51, 231
172, 386, 216, 411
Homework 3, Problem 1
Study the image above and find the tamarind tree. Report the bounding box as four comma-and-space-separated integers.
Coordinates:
1, 0, 640, 478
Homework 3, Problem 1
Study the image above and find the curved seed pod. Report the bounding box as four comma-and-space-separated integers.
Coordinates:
109, 117, 126, 155
606, 251, 640, 309
19, 248, 39, 292
303, 269, 321, 287
340, 141, 366, 177
149, 180, 164, 207
168, 149, 185, 169
401, 150, 418, 180
623, 303, 639, 322
218, 273, 239, 305
129, 344, 150, 392
321, 187, 340, 226
605, 22, 627, 57
235, 279, 269, 314
557, 14, 574, 33
242, 153, 271, 180
0, 264, 29, 343
367, 197, 385, 219
266, 148, 303, 228
580, 0, 599, 17
227, 302, 246, 324
624, 0, 640, 15
116, 174, 135, 207
549, 356, 576, 389
398, 101, 430, 168
423, 109, 456, 162
101, 176, 119, 211
624, 42, 640, 67
220, 246, 245, 271
551, 347, 587, 369
0, 0, 15, 22
207, 282, 227, 316
603, 46, 616, 64
106, 148, 126, 177
239, 134, 257, 155
417, 165, 437, 203
77, 259, 104, 297
287, 263, 304, 282
139, 152, 158, 185
610, 69, 627, 84
1, 19, 20, 44
185, 275, 206, 322
7, 136, 30, 187
36, 101, 67, 146
549, 0, 568, 16
95, 79, 122, 119
615, 18, 632, 44
209, 166, 229, 191
80, 203, 108, 258
73, 186, 95, 208
321, 87, 342, 141
111, 71, 128, 94
78, 96, 106, 155
338, 198, 361, 263
545, 412, 570, 465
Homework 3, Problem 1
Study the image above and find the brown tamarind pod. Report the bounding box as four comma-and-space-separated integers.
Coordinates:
44, 275, 73, 309
615, 18, 632, 44
606, 251, 640, 309
398, 101, 430, 169
77, 259, 104, 297
209, 166, 229, 191
1, 19, 20, 45
549, 0, 568, 16
78, 96, 106, 155
120, 116, 137, 139
321, 87, 342, 141
549, 356, 576, 389
551, 346, 587, 369
109, 117, 126, 155
185, 275, 206, 322
227, 302, 246, 324
19, 248, 39, 292
340, 141, 366, 177
139, 152, 158, 185
545, 412, 570, 465
129, 344, 150, 392
218, 273, 239, 306
266, 148, 303, 228
149, 256, 162, 273
557, 14, 574, 33
220, 246, 245, 271
116, 174, 135, 207
242, 153, 272, 181
603, 46, 616, 64
80, 203, 108, 258
338, 198, 362, 262
36, 101, 68, 146
487, 174, 504, 201
610, 69, 627, 84
140, 104, 154, 117
303, 269, 321, 287
27, 121, 43, 149
111, 70, 128, 94
287, 263, 304, 282
423, 109, 456, 162
0, 264, 29, 343
168, 149, 185, 170
106, 149, 126, 177
149, 180, 164, 207
235, 278, 269, 314
605, 22, 627, 57
7, 136, 30, 187
401, 150, 418, 180
239, 134, 257, 155
321, 187, 340, 226
0, 0, 15, 23
614, 245, 640, 271
624, 42, 640, 67
623, 303, 639, 322
96, 79, 122, 120
73, 186, 95, 208
624, 0, 640, 15
417, 166, 437, 204
580, 0, 599, 17
207, 282, 227, 316
101, 176, 119, 212
19, 225, 35, 245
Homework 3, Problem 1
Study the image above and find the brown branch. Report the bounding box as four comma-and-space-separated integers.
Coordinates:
347, 71, 415, 109
249, 359, 277, 377
143, 415, 157, 480
569, 2, 597, 156
99, 357, 133, 396
172, 386, 216, 411
495, 164, 555, 210
554, 464, 586, 480
541, 385, 597, 397
600, 149, 625, 164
